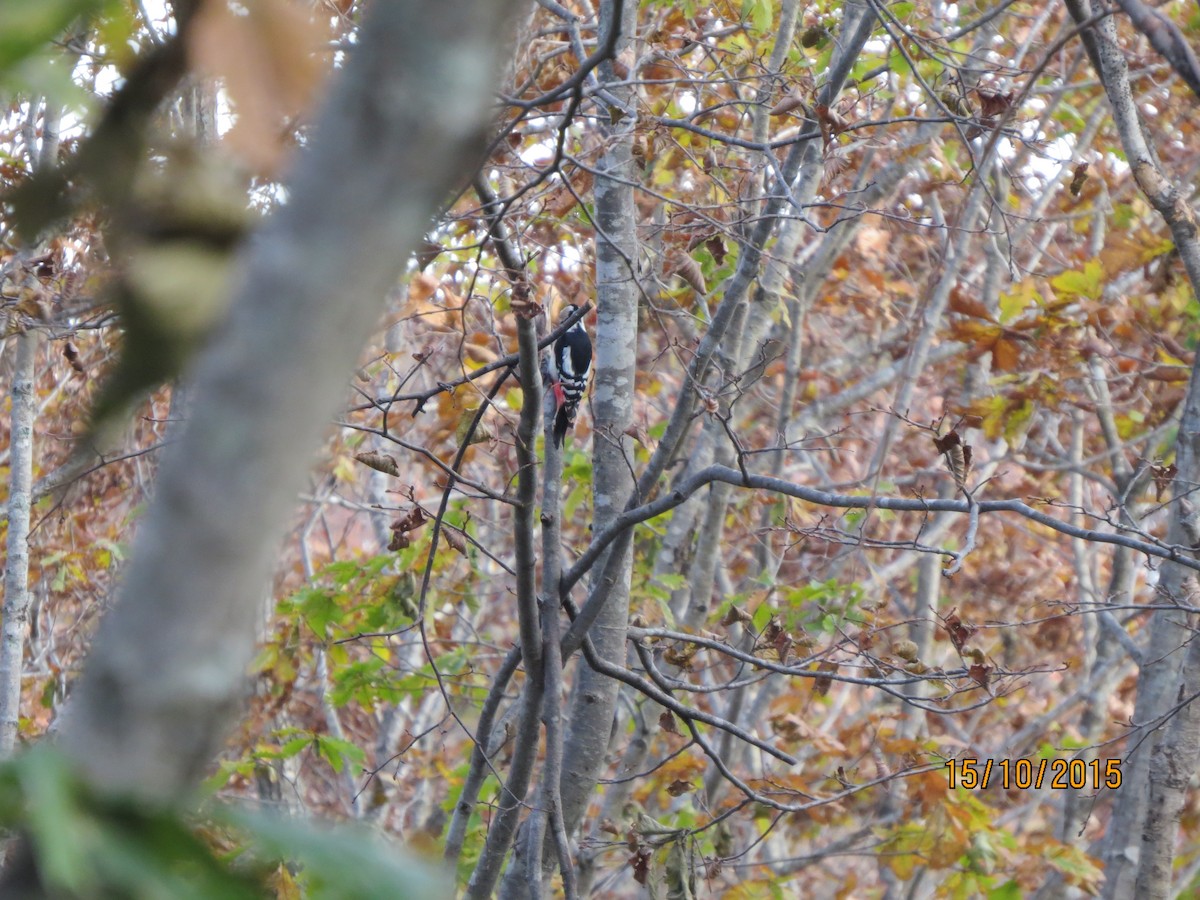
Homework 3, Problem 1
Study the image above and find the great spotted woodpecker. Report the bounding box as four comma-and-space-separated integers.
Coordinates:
552, 304, 592, 448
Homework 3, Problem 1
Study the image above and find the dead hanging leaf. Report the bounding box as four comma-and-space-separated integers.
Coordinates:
975, 88, 1014, 118
62, 340, 85, 374
443, 526, 467, 556
770, 714, 803, 742
666, 251, 707, 294
663, 641, 699, 669
773, 630, 794, 664
666, 779, 694, 797
455, 410, 493, 446
510, 280, 542, 319
992, 337, 1020, 372
760, 616, 783, 646
769, 91, 807, 117
415, 239, 442, 271
630, 848, 651, 885
965, 89, 1014, 140
968, 664, 992, 688
622, 423, 650, 447
658, 710, 681, 736
933, 429, 972, 490
1152, 463, 1177, 502
815, 103, 850, 137
822, 146, 851, 188
812, 660, 838, 696
1069, 163, 1089, 197
948, 287, 995, 321
355, 450, 400, 477
388, 506, 429, 551
719, 605, 753, 628
942, 608, 976, 653
705, 235, 727, 265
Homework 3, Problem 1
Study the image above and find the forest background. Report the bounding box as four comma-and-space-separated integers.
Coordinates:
3, 0, 1200, 897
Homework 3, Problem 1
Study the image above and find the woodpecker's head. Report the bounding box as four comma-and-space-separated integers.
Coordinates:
560, 304, 582, 327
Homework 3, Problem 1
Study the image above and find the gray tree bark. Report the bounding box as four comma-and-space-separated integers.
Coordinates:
0, 330, 38, 757
1062, 2, 1200, 897
556, 0, 640, 846
0, 99, 60, 759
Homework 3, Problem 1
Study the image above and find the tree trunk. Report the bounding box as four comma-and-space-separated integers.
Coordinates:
0, 330, 38, 757
556, 0, 640, 848
55, 0, 524, 803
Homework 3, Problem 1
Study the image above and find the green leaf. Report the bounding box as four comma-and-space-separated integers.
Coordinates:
316, 736, 366, 775
1050, 258, 1103, 300
19, 749, 91, 891
740, 0, 772, 32
988, 882, 1022, 900
0, 0, 98, 74
655, 572, 687, 591
280, 735, 315, 759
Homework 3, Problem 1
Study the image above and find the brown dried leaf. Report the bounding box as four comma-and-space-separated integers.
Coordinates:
666, 779, 694, 796
658, 710, 681, 736
815, 103, 850, 136
390, 506, 428, 537
1152, 463, 1177, 502
813, 660, 838, 696
934, 429, 972, 489
631, 849, 651, 885
705, 235, 727, 265
948, 288, 995, 321
510, 280, 542, 319
663, 641, 698, 669
968, 664, 992, 688
62, 340, 85, 374
769, 92, 807, 117
942, 609, 976, 653
719, 605, 753, 628
1069, 163, 1089, 197
975, 88, 1014, 118
666, 251, 707, 294
992, 337, 1021, 372
443, 527, 467, 556
415, 239, 442, 271
354, 450, 400, 477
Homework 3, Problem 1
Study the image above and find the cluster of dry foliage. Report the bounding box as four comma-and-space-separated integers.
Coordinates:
5, 0, 1200, 897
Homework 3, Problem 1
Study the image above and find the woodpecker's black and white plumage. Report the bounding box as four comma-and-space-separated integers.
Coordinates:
552, 304, 592, 448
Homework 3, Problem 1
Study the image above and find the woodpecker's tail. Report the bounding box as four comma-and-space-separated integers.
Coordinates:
553, 403, 575, 448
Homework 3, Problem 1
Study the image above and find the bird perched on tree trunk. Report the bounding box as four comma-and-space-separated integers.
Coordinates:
551, 304, 592, 448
